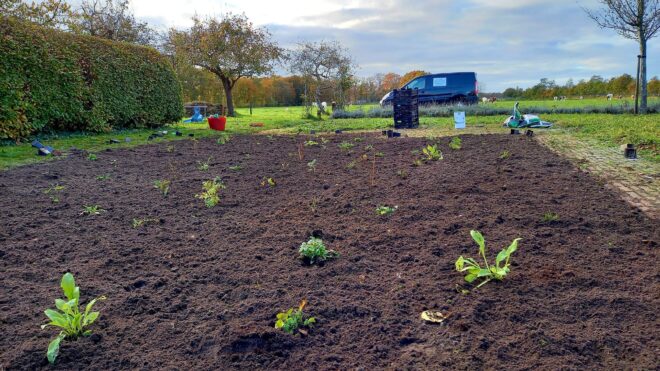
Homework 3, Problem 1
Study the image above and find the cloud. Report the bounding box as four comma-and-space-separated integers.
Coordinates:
131, 0, 659, 91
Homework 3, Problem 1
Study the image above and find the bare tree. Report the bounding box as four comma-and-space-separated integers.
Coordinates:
289, 41, 354, 115
174, 14, 285, 116
584, 0, 660, 112
69, 0, 156, 45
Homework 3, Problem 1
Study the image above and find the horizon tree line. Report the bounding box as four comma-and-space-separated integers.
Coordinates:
3, 0, 658, 112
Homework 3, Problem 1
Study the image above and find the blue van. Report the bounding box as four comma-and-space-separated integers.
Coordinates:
380, 72, 479, 106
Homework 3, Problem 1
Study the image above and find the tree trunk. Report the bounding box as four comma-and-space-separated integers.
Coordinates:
315, 83, 324, 115
639, 38, 647, 113
220, 77, 235, 117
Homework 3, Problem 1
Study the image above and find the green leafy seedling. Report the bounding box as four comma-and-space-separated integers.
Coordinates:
80, 205, 104, 216
44, 184, 65, 203
422, 144, 443, 161
153, 179, 171, 197
195, 177, 226, 208
338, 141, 354, 151
41, 273, 106, 364
217, 134, 231, 145
197, 157, 212, 171
229, 165, 243, 171
87, 153, 97, 161
275, 299, 316, 334
261, 177, 276, 187
541, 212, 559, 222
499, 150, 510, 159
132, 218, 158, 228
376, 205, 397, 216
307, 159, 317, 172
304, 140, 319, 146
96, 174, 110, 181
455, 230, 521, 289
449, 137, 462, 150
299, 237, 338, 264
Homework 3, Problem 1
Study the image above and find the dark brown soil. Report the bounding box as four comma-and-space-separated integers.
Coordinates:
1, 133, 658, 370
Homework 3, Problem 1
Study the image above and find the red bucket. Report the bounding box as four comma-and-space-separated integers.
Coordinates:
208, 116, 226, 131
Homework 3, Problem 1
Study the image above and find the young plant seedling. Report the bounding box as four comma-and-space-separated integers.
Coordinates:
229, 165, 243, 171
44, 184, 65, 203
449, 137, 462, 150
96, 174, 110, 181
166, 145, 175, 153
153, 179, 171, 197
197, 157, 212, 171
309, 196, 320, 213
346, 160, 357, 169
541, 212, 559, 222
396, 170, 409, 179
376, 205, 398, 216
375, 151, 384, 157
455, 230, 521, 289
216, 134, 231, 145
132, 218, 158, 228
307, 159, 317, 172
195, 177, 226, 208
422, 144, 443, 161
338, 141, 354, 151
87, 153, 97, 161
499, 150, 511, 159
41, 273, 106, 364
412, 159, 423, 167
261, 177, 276, 187
353, 137, 364, 142
299, 237, 338, 265
275, 299, 316, 335
304, 140, 319, 147
80, 205, 104, 216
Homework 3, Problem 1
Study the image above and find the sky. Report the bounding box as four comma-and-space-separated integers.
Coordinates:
129, 0, 659, 92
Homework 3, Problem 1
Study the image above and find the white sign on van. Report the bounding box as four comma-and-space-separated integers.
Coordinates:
433, 77, 447, 87
454, 111, 466, 129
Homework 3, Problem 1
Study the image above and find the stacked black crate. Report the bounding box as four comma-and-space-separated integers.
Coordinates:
392, 89, 419, 129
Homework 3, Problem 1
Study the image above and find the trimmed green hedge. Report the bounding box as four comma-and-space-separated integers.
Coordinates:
0, 17, 183, 140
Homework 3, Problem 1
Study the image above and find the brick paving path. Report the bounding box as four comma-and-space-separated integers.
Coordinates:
536, 132, 659, 219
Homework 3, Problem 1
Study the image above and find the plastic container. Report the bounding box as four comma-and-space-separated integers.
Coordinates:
208, 117, 226, 131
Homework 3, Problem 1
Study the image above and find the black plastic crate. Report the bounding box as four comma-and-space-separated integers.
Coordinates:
392, 88, 419, 129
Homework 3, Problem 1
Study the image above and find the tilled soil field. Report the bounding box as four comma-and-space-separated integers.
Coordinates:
1, 133, 658, 370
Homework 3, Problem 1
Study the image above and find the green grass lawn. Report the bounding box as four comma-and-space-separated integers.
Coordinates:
1, 106, 658, 169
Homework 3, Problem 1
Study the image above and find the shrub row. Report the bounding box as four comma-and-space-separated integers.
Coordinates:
331, 102, 660, 119
0, 17, 183, 140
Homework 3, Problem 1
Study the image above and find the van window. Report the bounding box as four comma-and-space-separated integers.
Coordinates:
432, 77, 447, 87
406, 78, 426, 90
